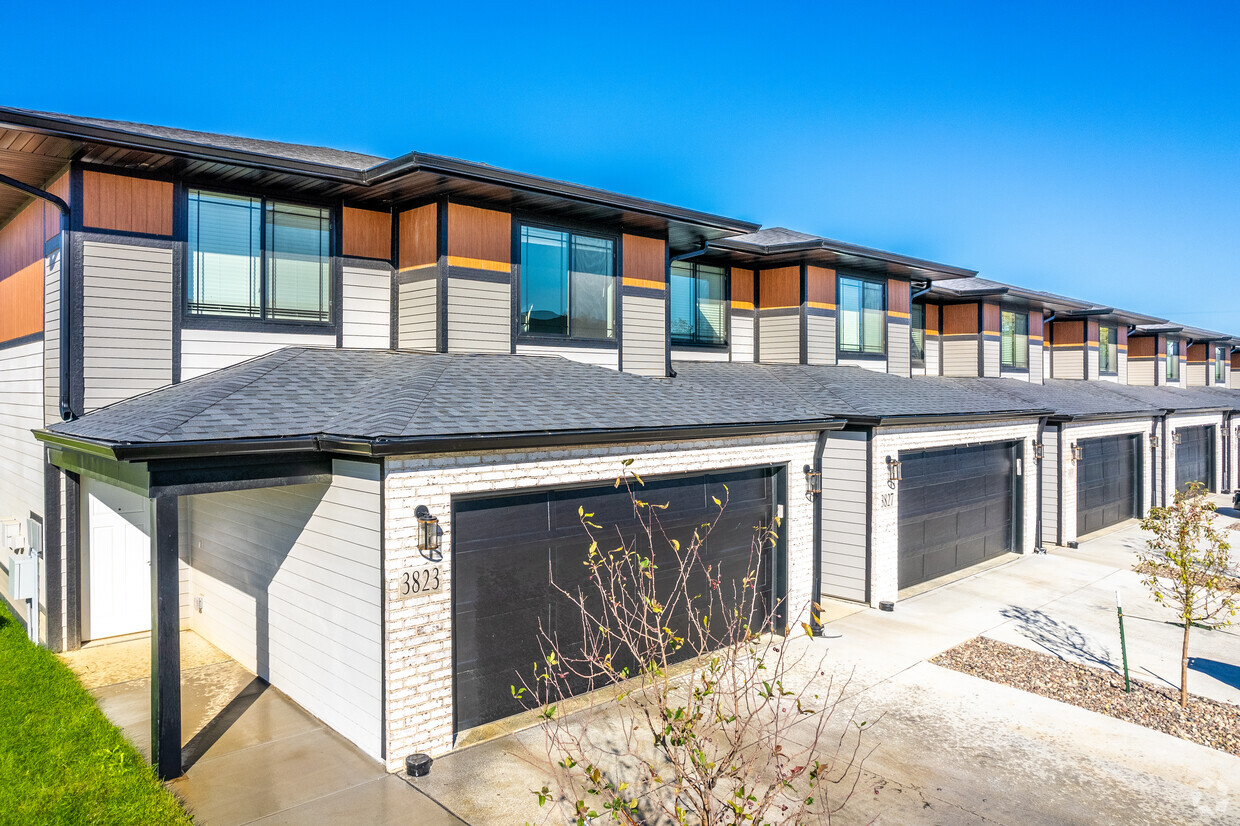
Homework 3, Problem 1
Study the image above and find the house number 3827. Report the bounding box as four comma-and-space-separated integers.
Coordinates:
399, 567, 441, 597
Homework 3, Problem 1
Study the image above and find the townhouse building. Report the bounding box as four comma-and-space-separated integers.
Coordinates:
0, 107, 1237, 779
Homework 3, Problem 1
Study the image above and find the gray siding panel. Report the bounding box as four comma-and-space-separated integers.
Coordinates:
447, 276, 509, 354
1042, 427, 1059, 545
1029, 342, 1044, 383
1118, 351, 1129, 385
982, 337, 1000, 378
821, 430, 868, 602
942, 337, 977, 377
621, 292, 666, 376
43, 247, 60, 425
730, 312, 754, 362
0, 339, 45, 532
806, 315, 836, 366
81, 241, 172, 411
398, 278, 437, 351
342, 265, 392, 349
180, 329, 336, 380
887, 319, 910, 377
1053, 349, 1086, 381
923, 333, 940, 376
186, 459, 383, 759
758, 314, 800, 364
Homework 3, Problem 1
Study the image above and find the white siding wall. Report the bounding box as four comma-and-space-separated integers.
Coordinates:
447, 276, 509, 354
923, 332, 940, 376
1118, 349, 1129, 384
43, 247, 60, 424
730, 311, 754, 362
1187, 362, 1207, 387
81, 242, 173, 411
1053, 348, 1086, 381
671, 347, 729, 362
806, 315, 835, 366
180, 329, 336, 380
398, 278, 437, 351
621, 293, 666, 376
0, 340, 44, 527
1040, 426, 1059, 546
1087, 346, 1100, 381
515, 344, 618, 369
1029, 341, 1043, 384
820, 430, 868, 602
941, 337, 977, 377
887, 319, 911, 378
342, 264, 392, 349
758, 314, 800, 364
1128, 358, 1155, 386
981, 337, 1000, 378
186, 459, 383, 759
838, 357, 886, 373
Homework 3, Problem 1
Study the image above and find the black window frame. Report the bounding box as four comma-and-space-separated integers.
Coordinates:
1166, 338, 1181, 381
515, 221, 620, 344
1000, 307, 1030, 370
1098, 324, 1119, 375
836, 273, 887, 358
910, 303, 926, 368
184, 186, 337, 328
669, 260, 729, 348
1216, 345, 1228, 384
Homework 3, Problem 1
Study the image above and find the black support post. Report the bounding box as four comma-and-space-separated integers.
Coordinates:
150, 494, 182, 780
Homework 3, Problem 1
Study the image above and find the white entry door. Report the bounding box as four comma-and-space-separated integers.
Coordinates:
83, 479, 151, 640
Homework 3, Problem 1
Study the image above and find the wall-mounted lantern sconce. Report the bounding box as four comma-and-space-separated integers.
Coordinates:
1150, 434, 1159, 449
415, 505, 441, 554
1032, 443, 1044, 461
1172, 431, 1182, 445
886, 456, 903, 483
803, 464, 822, 500
1070, 443, 1083, 462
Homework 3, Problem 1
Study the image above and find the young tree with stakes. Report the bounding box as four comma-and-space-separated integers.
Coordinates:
1137, 481, 1239, 708
513, 464, 873, 825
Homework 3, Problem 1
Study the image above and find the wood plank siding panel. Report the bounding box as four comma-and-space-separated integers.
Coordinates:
0, 262, 43, 341
186, 459, 383, 760
1, 194, 46, 280
621, 234, 665, 290
342, 208, 392, 261
81, 242, 173, 411
398, 204, 438, 271
342, 264, 392, 348
758, 267, 800, 309
820, 430, 868, 602
942, 303, 978, 336
730, 268, 755, 362
447, 203, 510, 270
82, 171, 173, 236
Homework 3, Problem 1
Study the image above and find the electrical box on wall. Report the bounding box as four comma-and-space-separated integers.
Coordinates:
2, 519, 23, 551
8, 553, 37, 601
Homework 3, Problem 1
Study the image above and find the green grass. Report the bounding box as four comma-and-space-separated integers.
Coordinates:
0, 601, 191, 825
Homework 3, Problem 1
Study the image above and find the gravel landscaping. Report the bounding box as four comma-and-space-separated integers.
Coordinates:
933, 636, 1240, 757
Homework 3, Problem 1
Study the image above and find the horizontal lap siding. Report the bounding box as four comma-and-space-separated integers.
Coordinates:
514, 343, 619, 369
730, 312, 755, 362
398, 278, 437, 350
806, 315, 835, 366
179, 329, 336, 380
622, 293, 666, 376
758, 315, 800, 364
81, 242, 172, 411
44, 248, 60, 424
888, 318, 911, 377
821, 430, 868, 602
186, 460, 383, 759
447, 276, 509, 354
1041, 426, 1059, 545
941, 338, 977, 377
0, 340, 44, 535
342, 265, 392, 349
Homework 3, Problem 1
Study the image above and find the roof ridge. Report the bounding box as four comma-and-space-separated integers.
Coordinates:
397, 357, 454, 438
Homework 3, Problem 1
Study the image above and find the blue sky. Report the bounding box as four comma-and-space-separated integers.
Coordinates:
6, 1, 1238, 332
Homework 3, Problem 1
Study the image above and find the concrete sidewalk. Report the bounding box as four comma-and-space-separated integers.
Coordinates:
408, 511, 1240, 825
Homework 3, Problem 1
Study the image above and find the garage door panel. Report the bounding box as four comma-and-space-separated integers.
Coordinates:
898, 442, 1016, 589
1076, 434, 1140, 537
1175, 426, 1213, 494
454, 468, 776, 732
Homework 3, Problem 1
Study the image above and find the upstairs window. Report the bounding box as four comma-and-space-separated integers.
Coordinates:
1000, 309, 1029, 369
910, 303, 926, 367
1166, 339, 1180, 381
187, 190, 332, 322
1216, 345, 1228, 383
1099, 324, 1119, 374
670, 261, 727, 346
838, 275, 885, 355
519, 225, 616, 340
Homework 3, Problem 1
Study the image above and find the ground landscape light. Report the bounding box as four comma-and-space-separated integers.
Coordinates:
415, 505, 441, 552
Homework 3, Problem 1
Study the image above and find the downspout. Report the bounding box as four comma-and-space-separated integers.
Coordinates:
1034, 416, 1048, 553
0, 173, 73, 421
809, 428, 831, 634
1160, 415, 1169, 507
670, 241, 709, 263
911, 281, 932, 300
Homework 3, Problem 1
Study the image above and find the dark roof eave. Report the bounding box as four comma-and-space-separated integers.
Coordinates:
849, 409, 1052, 427
1047, 410, 1165, 423
708, 238, 976, 280
36, 419, 846, 463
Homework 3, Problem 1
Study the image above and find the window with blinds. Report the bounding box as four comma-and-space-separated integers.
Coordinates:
670, 261, 727, 346
1099, 325, 1118, 374
518, 225, 616, 340
910, 303, 926, 367
187, 189, 332, 322
1166, 339, 1180, 381
1000, 309, 1029, 368
1216, 345, 1228, 383
838, 275, 885, 355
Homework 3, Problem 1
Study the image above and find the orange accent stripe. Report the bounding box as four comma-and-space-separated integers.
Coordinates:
622, 276, 665, 290
808, 301, 836, 311
398, 263, 437, 273
732, 300, 755, 310
888, 310, 910, 319
447, 255, 510, 273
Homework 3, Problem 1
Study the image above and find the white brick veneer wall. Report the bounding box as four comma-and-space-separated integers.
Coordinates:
381, 432, 819, 771
1166, 412, 1226, 498
1056, 418, 1155, 546
870, 420, 1040, 607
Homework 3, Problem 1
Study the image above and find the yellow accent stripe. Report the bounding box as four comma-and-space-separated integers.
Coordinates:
808, 301, 836, 311
732, 300, 755, 310
397, 263, 437, 273
622, 277, 665, 290
447, 256, 510, 273
1030, 335, 1044, 343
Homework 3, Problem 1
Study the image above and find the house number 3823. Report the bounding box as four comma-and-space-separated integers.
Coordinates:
399, 567, 442, 597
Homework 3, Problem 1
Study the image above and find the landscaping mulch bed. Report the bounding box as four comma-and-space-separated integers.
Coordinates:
932, 636, 1240, 757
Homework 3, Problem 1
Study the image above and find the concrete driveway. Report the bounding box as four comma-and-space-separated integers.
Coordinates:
406, 508, 1240, 825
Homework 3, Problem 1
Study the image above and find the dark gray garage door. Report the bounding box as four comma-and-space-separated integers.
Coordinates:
1175, 425, 1214, 493
452, 467, 777, 732
898, 442, 1017, 588
1076, 434, 1141, 537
